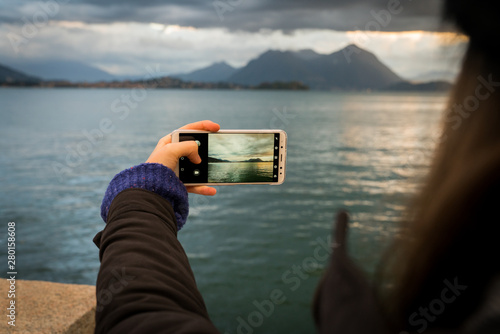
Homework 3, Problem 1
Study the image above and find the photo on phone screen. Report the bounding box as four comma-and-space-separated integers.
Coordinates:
208, 133, 275, 182
178, 132, 285, 184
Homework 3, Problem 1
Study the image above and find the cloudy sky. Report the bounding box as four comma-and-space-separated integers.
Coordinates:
209, 134, 274, 162
1, 0, 467, 79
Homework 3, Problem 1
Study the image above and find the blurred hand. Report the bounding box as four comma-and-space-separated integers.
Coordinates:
146, 120, 220, 196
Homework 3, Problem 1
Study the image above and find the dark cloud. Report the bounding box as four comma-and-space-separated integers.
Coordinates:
1, 0, 448, 32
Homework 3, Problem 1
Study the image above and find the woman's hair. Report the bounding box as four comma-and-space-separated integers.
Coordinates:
378, 0, 500, 330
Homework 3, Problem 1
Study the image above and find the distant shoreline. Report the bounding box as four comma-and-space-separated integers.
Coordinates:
0, 79, 310, 91
209, 161, 273, 163
0, 83, 451, 92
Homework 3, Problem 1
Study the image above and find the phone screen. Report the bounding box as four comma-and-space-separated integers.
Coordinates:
178, 132, 282, 184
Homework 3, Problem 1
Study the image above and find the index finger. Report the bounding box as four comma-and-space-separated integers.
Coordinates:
179, 120, 221, 133
154, 120, 221, 149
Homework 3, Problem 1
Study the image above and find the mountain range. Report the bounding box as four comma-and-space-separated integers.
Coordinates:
0, 64, 41, 85
226, 45, 404, 90
173, 62, 238, 83
1, 59, 117, 83
1, 45, 454, 91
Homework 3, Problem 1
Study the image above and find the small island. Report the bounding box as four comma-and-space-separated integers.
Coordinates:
254, 81, 309, 90
208, 157, 271, 163
208, 157, 231, 163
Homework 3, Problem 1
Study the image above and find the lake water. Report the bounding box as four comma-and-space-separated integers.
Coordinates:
208, 161, 274, 183
0, 88, 446, 333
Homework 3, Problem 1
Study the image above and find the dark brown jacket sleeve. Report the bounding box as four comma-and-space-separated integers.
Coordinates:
93, 188, 220, 334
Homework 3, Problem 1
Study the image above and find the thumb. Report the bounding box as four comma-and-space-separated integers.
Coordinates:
168, 141, 202, 164
147, 141, 201, 170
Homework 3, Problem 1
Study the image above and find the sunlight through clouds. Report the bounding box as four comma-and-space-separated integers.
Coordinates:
0, 19, 467, 80
0, 0, 465, 82
149, 23, 197, 34
345, 30, 467, 79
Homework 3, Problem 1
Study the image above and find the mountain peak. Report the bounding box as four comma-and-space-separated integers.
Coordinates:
293, 49, 322, 61
211, 61, 234, 69
229, 44, 403, 90
344, 43, 362, 50
173, 61, 237, 83
260, 49, 284, 56
338, 44, 369, 55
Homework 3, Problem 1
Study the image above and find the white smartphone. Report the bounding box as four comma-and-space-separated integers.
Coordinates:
171, 129, 287, 186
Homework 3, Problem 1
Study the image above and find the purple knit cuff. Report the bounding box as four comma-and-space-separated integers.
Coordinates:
100, 163, 189, 230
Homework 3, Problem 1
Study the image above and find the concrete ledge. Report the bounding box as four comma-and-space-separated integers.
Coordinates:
1, 279, 96, 334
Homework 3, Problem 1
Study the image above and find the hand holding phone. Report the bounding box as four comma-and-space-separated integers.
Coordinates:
146, 120, 221, 196
172, 129, 287, 186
